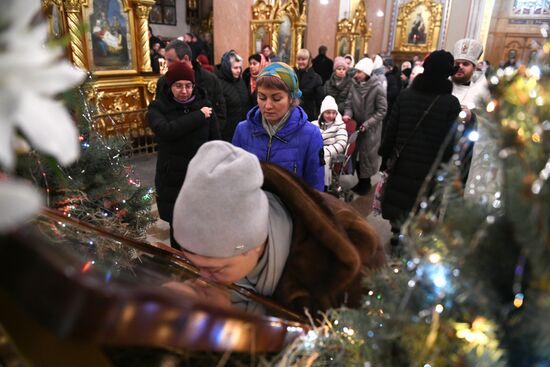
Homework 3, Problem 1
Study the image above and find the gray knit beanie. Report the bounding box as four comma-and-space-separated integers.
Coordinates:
172, 141, 269, 257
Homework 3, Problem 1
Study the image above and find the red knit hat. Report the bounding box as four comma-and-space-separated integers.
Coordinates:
166, 62, 195, 86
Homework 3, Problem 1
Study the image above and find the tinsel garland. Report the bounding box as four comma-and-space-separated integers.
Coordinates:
16, 81, 155, 240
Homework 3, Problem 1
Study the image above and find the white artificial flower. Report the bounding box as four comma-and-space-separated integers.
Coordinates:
0, 0, 86, 232
0, 179, 44, 233
0, 0, 86, 170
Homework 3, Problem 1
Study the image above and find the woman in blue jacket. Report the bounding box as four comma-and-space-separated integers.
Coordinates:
232, 62, 324, 191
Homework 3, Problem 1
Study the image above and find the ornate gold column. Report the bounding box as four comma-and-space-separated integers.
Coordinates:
63, 0, 87, 70
133, 0, 156, 73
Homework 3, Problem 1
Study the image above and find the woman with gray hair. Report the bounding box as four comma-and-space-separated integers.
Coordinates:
215, 49, 249, 141
294, 48, 324, 121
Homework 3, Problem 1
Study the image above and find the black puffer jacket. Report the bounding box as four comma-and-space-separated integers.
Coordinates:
379, 73, 461, 225
324, 73, 353, 115
295, 67, 324, 122
216, 67, 250, 142
148, 86, 220, 223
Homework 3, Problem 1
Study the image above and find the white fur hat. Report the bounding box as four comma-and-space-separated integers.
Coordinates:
172, 141, 269, 257
355, 57, 374, 76
453, 38, 483, 65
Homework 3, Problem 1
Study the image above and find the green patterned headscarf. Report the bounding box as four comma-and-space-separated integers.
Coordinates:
257, 62, 302, 98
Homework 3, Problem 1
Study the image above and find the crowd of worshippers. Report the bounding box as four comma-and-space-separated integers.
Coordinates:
147, 34, 492, 312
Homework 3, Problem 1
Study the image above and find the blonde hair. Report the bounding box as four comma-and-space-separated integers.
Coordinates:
296, 48, 311, 60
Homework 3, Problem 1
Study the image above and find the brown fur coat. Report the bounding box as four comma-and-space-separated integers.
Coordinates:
261, 163, 386, 316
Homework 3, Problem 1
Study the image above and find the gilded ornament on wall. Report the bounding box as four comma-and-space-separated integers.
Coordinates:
250, 0, 307, 66
42, 0, 159, 151
335, 0, 372, 60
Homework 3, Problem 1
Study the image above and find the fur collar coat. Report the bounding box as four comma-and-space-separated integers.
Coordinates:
261, 163, 386, 315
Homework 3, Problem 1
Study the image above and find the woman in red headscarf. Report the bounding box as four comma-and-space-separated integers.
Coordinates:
242, 53, 268, 108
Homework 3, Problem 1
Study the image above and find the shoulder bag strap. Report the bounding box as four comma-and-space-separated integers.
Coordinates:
387, 95, 441, 171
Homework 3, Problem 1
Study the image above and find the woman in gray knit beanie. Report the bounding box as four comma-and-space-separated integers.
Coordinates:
171, 140, 385, 315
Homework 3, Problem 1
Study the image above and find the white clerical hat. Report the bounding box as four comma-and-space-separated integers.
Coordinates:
453, 38, 483, 65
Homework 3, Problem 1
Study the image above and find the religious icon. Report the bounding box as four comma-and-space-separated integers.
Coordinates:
163, 6, 176, 25
394, 0, 442, 52
407, 11, 426, 44
338, 36, 350, 57
255, 26, 267, 53
149, 5, 162, 23
277, 15, 292, 64
51, 5, 62, 39
88, 0, 131, 70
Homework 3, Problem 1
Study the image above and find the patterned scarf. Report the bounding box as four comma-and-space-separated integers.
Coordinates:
258, 62, 302, 99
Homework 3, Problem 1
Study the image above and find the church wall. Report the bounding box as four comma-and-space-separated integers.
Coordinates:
305, 0, 340, 59
380, 0, 397, 55
365, 0, 388, 56
212, 0, 251, 64
441, 0, 472, 51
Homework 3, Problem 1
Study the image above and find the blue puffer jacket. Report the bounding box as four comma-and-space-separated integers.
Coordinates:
233, 106, 325, 191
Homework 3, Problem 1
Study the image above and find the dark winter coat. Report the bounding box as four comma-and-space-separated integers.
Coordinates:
156, 60, 227, 132
151, 53, 163, 74
295, 67, 324, 122
385, 66, 402, 111
242, 67, 258, 108
260, 163, 385, 315
148, 85, 220, 223
382, 66, 403, 141
215, 67, 250, 141
344, 77, 387, 178
379, 73, 461, 225
232, 106, 325, 191
323, 73, 353, 115
312, 54, 334, 84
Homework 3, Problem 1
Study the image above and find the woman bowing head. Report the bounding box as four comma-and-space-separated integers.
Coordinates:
232, 62, 325, 191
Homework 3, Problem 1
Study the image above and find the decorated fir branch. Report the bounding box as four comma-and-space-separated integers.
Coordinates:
0, 0, 86, 233
17, 84, 155, 240
271, 43, 550, 367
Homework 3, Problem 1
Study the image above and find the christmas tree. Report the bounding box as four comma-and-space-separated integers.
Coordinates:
272, 41, 550, 367
17, 83, 155, 239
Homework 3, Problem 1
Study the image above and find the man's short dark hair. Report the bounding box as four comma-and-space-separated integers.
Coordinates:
262, 45, 272, 51
318, 45, 327, 55
165, 39, 192, 61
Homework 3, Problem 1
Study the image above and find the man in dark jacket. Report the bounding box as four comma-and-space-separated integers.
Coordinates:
157, 40, 227, 131
171, 141, 385, 315
312, 46, 334, 84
